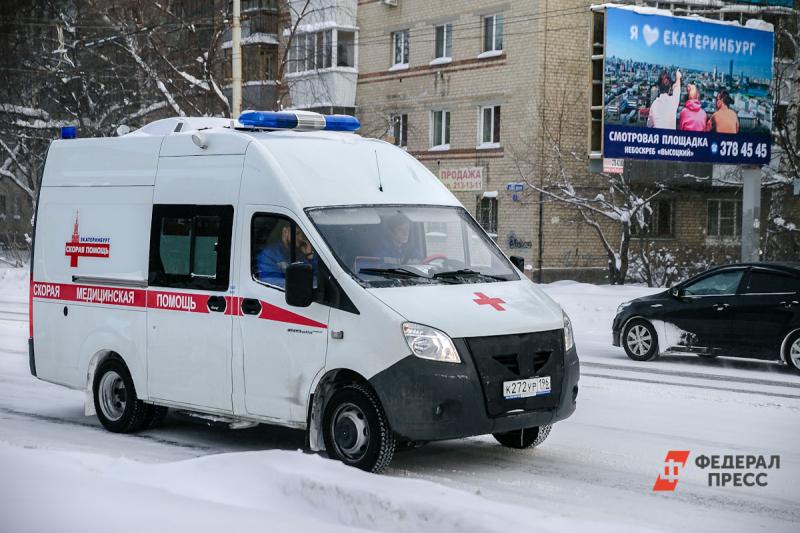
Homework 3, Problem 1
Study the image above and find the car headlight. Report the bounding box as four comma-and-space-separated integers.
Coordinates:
402, 322, 461, 363
563, 311, 575, 351
616, 301, 631, 316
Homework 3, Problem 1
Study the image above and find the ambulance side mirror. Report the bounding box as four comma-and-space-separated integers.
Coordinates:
285, 262, 314, 308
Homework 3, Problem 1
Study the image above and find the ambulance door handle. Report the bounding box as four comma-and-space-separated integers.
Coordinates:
207, 296, 226, 313
241, 298, 262, 316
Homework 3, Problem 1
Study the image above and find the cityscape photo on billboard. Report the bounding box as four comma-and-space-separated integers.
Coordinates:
602, 6, 774, 165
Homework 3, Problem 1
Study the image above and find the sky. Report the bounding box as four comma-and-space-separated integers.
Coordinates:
605, 7, 775, 80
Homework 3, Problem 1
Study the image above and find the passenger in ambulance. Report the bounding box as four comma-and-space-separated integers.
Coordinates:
255, 222, 317, 288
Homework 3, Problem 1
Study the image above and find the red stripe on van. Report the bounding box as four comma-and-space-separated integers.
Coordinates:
147, 290, 210, 314
31, 281, 145, 307
225, 296, 243, 316
30, 281, 325, 329
28, 278, 34, 338
258, 300, 328, 329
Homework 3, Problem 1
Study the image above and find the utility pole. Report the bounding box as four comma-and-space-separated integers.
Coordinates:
231, 0, 242, 119
536, 0, 549, 284
741, 166, 761, 262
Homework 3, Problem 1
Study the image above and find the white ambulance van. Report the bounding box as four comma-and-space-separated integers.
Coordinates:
30, 111, 579, 472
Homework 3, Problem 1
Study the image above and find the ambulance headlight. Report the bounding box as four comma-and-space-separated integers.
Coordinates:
563, 311, 575, 351
402, 322, 461, 363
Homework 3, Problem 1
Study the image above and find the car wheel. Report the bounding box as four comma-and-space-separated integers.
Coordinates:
784, 332, 800, 375
622, 318, 659, 361
493, 424, 551, 449
322, 384, 396, 473
93, 356, 148, 433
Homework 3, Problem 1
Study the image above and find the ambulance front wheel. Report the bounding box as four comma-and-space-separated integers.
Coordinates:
93, 356, 149, 433
493, 424, 551, 449
322, 384, 396, 473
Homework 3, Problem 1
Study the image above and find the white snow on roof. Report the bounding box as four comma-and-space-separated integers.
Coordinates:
129, 117, 233, 136
221, 33, 279, 49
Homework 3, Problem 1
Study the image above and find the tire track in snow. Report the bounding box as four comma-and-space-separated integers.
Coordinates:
582, 361, 800, 389
582, 372, 800, 400
0, 407, 219, 452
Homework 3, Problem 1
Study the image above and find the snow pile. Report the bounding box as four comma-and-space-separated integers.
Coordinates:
0, 266, 28, 292
541, 281, 661, 349
0, 443, 633, 533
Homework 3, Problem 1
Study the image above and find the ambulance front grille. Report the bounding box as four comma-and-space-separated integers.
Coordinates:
465, 330, 564, 418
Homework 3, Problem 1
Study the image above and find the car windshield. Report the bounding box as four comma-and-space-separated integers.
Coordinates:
307, 205, 519, 287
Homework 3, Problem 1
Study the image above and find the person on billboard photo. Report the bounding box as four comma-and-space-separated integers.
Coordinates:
647, 69, 681, 129
679, 83, 707, 132
706, 89, 740, 134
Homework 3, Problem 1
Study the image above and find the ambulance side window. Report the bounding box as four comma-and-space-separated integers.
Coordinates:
251, 214, 313, 290
149, 205, 233, 291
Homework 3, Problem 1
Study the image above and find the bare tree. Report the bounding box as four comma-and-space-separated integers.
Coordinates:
510, 88, 664, 285
0, 0, 231, 248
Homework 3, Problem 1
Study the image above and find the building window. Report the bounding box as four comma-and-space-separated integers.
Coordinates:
391, 114, 407, 148
392, 29, 409, 66
434, 23, 452, 59
240, 0, 278, 10
483, 13, 503, 53
288, 30, 334, 74
240, 11, 278, 37
707, 199, 742, 238
431, 110, 450, 149
242, 45, 277, 81
13, 194, 21, 220
337, 30, 355, 67
634, 199, 674, 238
479, 105, 501, 146
477, 196, 498, 236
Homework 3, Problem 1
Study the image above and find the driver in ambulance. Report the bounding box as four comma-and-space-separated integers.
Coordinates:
256, 223, 316, 288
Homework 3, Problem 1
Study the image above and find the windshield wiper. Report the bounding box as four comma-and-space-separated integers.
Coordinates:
432, 269, 509, 282
359, 267, 427, 279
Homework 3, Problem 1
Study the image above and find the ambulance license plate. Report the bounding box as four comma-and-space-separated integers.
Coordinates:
503, 376, 551, 399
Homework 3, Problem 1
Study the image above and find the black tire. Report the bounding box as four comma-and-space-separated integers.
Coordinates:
493, 424, 551, 449
622, 318, 659, 362
141, 405, 169, 430
93, 356, 148, 433
322, 384, 396, 473
783, 331, 800, 375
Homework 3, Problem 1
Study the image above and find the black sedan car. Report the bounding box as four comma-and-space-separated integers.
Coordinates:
612, 263, 800, 373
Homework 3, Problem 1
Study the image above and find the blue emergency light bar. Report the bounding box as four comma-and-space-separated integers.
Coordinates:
238, 111, 360, 132
61, 126, 77, 139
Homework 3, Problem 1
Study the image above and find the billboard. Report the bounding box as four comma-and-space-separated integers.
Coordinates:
602, 6, 774, 165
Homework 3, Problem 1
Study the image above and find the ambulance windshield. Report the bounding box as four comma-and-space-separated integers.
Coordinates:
307, 205, 519, 288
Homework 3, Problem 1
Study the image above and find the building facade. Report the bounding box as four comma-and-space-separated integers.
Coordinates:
353, 0, 799, 282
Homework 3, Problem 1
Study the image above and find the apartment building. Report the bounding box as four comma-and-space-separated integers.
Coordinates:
353, 0, 799, 281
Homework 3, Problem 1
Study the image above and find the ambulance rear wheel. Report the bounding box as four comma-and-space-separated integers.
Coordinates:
93, 356, 148, 433
142, 405, 169, 430
493, 424, 551, 449
322, 384, 396, 473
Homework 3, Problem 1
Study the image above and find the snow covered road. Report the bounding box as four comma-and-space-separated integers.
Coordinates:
1, 268, 798, 532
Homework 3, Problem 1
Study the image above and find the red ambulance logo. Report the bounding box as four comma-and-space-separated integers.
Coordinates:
64, 211, 111, 267
473, 292, 506, 311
